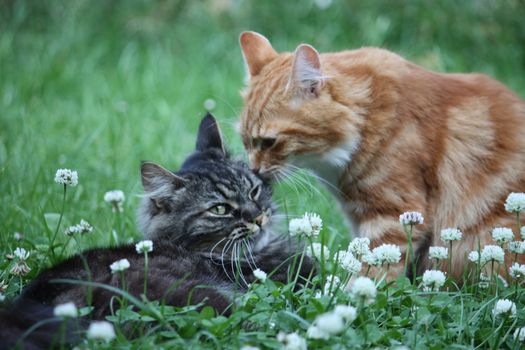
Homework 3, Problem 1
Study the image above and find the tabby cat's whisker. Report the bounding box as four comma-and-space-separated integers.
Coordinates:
230, 241, 237, 285
242, 240, 257, 270
244, 240, 259, 270
235, 243, 249, 288
220, 240, 235, 283
209, 237, 227, 264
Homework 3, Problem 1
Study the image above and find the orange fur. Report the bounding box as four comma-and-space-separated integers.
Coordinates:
238, 31, 525, 280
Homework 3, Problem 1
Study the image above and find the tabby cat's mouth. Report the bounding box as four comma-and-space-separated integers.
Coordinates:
228, 224, 260, 241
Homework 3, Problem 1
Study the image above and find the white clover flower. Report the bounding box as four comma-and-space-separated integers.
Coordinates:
429, 246, 448, 260
78, 220, 93, 234
468, 251, 480, 263
504, 192, 525, 213
440, 228, 463, 242
422, 270, 446, 291
521, 226, 525, 240
240, 346, 260, 350
54, 169, 78, 186
13, 247, 30, 260
13, 232, 23, 241
305, 242, 330, 260
104, 190, 125, 212
306, 325, 329, 340
289, 218, 311, 237
109, 258, 130, 273
203, 98, 216, 111
493, 299, 517, 318
289, 212, 322, 237
399, 211, 424, 226
253, 268, 267, 282
350, 276, 377, 303
347, 237, 371, 258
509, 263, 525, 280
64, 225, 79, 236
277, 332, 307, 350
369, 244, 401, 266
53, 302, 78, 318
492, 227, 514, 245
480, 245, 505, 264
323, 274, 341, 295
479, 273, 490, 289
509, 241, 525, 254
0, 293, 5, 302
314, 0, 333, 10
135, 240, 153, 254
338, 251, 362, 275
104, 190, 125, 204
334, 305, 357, 323
87, 321, 116, 341
305, 212, 323, 235
514, 327, 525, 342
65, 220, 93, 236
315, 312, 345, 335
362, 252, 381, 266
10, 261, 31, 276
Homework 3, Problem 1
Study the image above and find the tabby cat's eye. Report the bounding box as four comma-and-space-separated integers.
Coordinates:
209, 204, 231, 215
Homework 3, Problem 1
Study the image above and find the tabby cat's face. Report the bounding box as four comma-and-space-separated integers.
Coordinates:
138, 114, 273, 253
238, 32, 364, 177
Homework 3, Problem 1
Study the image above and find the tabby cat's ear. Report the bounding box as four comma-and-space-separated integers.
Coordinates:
141, 162, 186, 193
196, 113, 226, 155
289, 44, 325, 96
240, 31, 277, 78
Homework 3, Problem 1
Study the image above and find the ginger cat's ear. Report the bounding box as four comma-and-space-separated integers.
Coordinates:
240, 31, 277, 78
289, 44, 325, 96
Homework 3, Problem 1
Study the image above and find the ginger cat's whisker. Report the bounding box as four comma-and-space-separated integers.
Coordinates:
285, 163, 344, 197
282, 165, 325, 199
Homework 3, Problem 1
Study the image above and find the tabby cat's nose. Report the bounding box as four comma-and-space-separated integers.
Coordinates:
241, 207, 260, 223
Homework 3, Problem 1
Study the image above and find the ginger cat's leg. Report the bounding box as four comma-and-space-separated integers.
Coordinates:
358, 215, 431, 280
445, 215, 525, 281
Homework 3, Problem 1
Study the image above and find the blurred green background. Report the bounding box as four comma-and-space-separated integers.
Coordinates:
1, 0, 525, 258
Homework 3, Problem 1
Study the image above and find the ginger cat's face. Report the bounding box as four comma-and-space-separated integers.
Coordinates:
239, 32, 364, 178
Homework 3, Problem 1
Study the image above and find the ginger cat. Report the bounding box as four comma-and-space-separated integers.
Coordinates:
238, 31, 525, 279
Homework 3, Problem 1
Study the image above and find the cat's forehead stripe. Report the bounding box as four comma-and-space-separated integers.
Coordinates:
216, 183, 236, 199
248, 66, 290, 137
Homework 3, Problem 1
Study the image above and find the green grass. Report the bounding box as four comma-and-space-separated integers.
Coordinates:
1, 0, 525, 348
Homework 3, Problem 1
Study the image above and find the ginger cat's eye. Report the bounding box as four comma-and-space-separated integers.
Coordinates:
209, 204, 231, 215
253, 137, 276, 151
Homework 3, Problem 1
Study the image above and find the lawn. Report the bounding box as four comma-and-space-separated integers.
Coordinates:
1, 0, 525, 349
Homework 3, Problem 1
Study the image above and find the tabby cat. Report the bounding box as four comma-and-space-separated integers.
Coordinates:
238, 31, 525, 278
0, 114, 313, 350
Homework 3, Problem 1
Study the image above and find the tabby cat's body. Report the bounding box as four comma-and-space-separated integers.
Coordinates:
238, 31, 525, 278
0, 114, 312, 350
